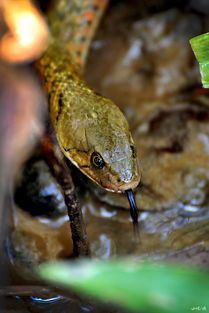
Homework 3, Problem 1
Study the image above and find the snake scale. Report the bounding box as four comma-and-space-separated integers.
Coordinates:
36, 0, 140, 225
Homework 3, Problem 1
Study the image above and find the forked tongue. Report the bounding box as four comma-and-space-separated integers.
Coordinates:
125, 189, 139, 236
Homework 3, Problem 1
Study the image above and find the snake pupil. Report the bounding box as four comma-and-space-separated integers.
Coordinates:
91, 152, 105, 169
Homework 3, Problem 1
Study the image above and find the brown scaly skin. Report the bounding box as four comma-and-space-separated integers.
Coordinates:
37, 0, 140, 193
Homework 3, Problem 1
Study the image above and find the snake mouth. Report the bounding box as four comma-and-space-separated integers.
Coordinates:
112, 179, 140, 193
98, 158, 141, 193
101, 173, 140, 193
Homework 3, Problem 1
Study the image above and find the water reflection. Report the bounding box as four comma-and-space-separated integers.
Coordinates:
91, 234, 116, 259
1, 286, 98, 313
30, 296, 64, 303
178, 203, 206, 217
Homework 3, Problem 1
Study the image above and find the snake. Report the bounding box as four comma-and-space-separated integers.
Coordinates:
36, 0, 140, 225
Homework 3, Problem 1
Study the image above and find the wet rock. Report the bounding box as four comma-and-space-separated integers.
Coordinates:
15, 158, 67, 217
82, 193, 209, 262
165, 244, 209, 267
8, 209, 73, 269
86, 9, 202, 122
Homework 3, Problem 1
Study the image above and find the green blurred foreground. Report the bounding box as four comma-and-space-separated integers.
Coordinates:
190, 32, 209, 88
38, 260, 209, 313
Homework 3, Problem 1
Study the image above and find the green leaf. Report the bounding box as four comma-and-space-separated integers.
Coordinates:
190, 32, 209, 88
38, 260, 209, 313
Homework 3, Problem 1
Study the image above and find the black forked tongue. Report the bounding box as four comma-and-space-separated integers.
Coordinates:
126, 189, 139, 236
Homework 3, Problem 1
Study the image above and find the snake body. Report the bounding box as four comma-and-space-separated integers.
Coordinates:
37, 0, 140, 193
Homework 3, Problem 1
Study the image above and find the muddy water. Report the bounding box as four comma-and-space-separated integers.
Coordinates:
4, 1, 209, 312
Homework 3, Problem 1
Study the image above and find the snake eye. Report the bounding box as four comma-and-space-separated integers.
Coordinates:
91, 152, 105, 169
130, 145, 136, 158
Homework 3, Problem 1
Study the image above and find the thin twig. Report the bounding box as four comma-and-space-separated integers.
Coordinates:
41, 135, 90, 257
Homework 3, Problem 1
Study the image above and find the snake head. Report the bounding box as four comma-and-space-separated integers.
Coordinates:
55, 87, 140, 193
62, 140, 140, 193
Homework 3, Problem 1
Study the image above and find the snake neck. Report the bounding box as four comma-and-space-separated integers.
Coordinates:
47, 0, 108, 69
37, 41, 82, 126
36, 0, 140, 193
37, 0, 108, 126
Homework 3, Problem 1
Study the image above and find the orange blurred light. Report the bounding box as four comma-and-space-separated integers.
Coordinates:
0, 0, 50, 63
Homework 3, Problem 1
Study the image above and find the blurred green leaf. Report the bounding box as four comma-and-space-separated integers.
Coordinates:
38, 260, 209, 313
190, 32, 209, 88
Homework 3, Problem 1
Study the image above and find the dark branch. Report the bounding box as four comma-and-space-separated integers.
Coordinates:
41, 135, 90, 257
